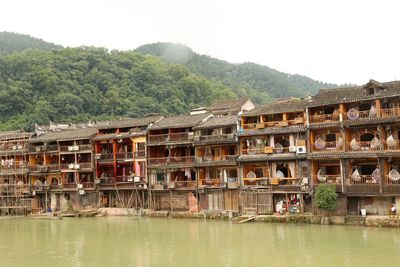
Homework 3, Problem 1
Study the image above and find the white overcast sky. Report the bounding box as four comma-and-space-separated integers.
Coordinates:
1, 0, 399, 85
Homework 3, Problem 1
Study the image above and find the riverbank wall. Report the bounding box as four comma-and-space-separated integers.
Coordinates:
95, 208, 400, 227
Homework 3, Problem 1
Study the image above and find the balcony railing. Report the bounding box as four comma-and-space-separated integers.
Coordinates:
60, 162, 92, 170
199, 178, 221, 187
148, 157, 167, 165
197, 155, 236, 163
49, 184, 62, 190
47, 164, 60, 171
349, 175, 378, 185
134, 150, 146, 157
116, 152, 133, 160
148, 134, 169, 143
313, 174, 342, 184
97, 153, 114, 160
196, 134, 235, 142
345, 110, 377, 121
169, 132, 191, 142
169, 180, 196, 189
385, 140, 400, 151
60, 144, 92, 152
380, 108, 400, 118
243, 177, 269, 186
348, 140, 381, 151
314, 141, 343, 151
241, 146, 292, 155
82, 182, 95, 188
63, 183, 77, 189
0, 163, 28, 172
309, 113, 340, 123
169, 156, 195, 164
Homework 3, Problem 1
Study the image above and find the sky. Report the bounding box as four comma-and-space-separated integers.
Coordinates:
1, 0, 399, 85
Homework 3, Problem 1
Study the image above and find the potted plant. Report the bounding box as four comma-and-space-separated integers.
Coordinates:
315, 184, 339, 224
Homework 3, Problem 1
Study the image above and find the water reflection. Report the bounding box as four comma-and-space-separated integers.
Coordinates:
1, 218, 400, 266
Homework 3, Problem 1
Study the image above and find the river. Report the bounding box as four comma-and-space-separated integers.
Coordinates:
1, 217, 400, 266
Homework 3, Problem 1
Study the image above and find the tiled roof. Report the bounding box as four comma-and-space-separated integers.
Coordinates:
238, 125, 307, 136
148, 113, 212, 130
208, 97, 250, 114
0, 130, 32, 140
307, 80, 400, 107
193, 115, 238, 130
97, 115, 163, 130
31, 127, 98, 143
243, 98, 307, 116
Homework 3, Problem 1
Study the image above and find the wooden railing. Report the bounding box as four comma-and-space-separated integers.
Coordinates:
380, 108, 400, 118
169, 156, 195, 164
349, 175, 378, 185
243, 177, 269, 186
385, 175, 400, 185
148, 157, 167, 165
148, 134, 169, 143
348, 140, 381, 151
170, 180, 196, 189
116, 152, 133, 160
199, 179, 221, 186
169, 132, 191, 141
134, 150, 146, 157
59, 144, 92, 152
197, 133, 235, 142
197, 155, 236, 162
384, 140, 400, 150
97, 153, 114, 160
313, 175, 342, 184
241, 146, 291, 155
309, 113, 340, 123
314, 141, 343, 151
345, 110, 377, 120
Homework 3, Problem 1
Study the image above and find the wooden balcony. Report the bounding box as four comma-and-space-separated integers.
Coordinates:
148, 132, 193, 143
168, 180, 196, 190
383, 175, 400, 194
243, 177, 269, 187
195, 133, 235, 143
243, 119, 304, 130
348, 140, 381, 151
196, 155, 237, 164
199, 178, 221, 187
241, 146, 292, 155
346, 175, 380, 194
313, 141, 343, 152
60, 162, 92, 170
60, 144, 91, 152
116, 152, 134, 160
309, 113, 340, 124
313, 175, 342, 192
384, 140, 400, 151
134, 150, 146, 158
148, 157, 167, 165
96, 153, 114, 161
380, 107, 400, 118
344, 110, 377, 121
169, 156, 195, 165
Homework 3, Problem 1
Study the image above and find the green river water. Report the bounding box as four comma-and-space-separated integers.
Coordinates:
1, 217, 400, 267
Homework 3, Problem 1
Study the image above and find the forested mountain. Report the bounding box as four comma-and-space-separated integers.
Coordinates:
0, 33, 340, 131
136, 43, 338, 103
0, 47, 236, 131
0, 31, 61, 55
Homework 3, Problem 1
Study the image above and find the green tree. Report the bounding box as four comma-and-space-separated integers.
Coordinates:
315, 184, 339, 213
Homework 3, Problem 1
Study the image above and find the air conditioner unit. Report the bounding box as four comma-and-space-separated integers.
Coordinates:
296, 146, 307, 154
127, 177, 134, 182
17, 145, 23, 150
77, 183, 83, 189
78, 189, 85, 195
302, 178, 308, 184
68, 146, 74, 151
289, 146, 297, 153
12, 145, 17, 150
74, 164, 80, 169
73, 145, 79, 151
68, 164, 74, 169
134, 176, 141, 183
188, 132, 194, 140
95, 154, 102, 160
194, 136, 200, 142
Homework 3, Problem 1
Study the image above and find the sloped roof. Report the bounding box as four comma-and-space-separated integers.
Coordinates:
97, 115, 163, 130
308, 80, 400, 107
243, 98, 307, 116
31, 127, 98, 143
0, 130, 32, 140
149, 113, 211, 130
208, 97, 251, 114
193, 115, 238, 130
